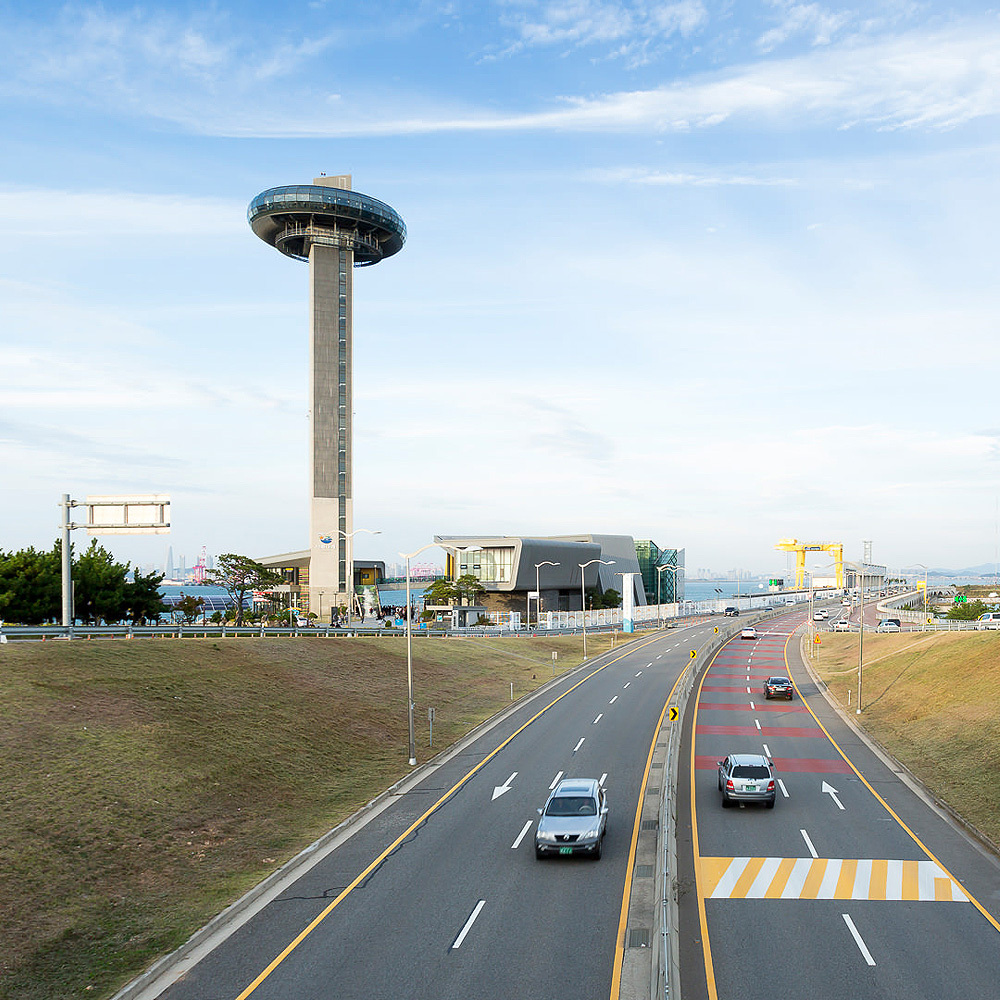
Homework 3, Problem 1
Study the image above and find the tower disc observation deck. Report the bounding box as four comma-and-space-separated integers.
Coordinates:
248, 176, 405, 615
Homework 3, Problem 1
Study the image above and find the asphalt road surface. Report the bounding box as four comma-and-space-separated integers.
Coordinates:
677, 610, 1000, 1000
150, 622, 718, 1000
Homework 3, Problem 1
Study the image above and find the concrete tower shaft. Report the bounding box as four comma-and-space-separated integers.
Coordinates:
248, 175, 405, 613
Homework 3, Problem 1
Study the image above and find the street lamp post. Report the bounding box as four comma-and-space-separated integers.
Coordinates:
912, 562, 928, 631
579, 558, 614, 660
533, 561, 560, 630
655, 564, 681, 630
338, 527, 381, 629
399, 542, 467, 766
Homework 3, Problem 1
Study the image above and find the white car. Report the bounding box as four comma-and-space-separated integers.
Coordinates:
740, 627, 759, 640
833, 619, 851, 631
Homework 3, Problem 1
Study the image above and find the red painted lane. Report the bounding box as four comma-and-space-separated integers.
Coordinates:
697, 725, 826, 737
700, 684, 759, 692
698, 702, 808, 713
695, 755, 852, 773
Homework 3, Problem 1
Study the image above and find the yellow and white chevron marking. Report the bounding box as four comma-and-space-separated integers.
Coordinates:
700, 856, 970, 902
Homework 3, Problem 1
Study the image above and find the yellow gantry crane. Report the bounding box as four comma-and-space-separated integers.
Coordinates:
775, 538, 844, 590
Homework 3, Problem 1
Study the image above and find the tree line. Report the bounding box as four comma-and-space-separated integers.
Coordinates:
0, 540, 166, 625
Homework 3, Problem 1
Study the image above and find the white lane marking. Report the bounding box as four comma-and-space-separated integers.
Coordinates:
491, 771, 518, 801
747, 858, 784, 896
452, 900, 486, 949
573, 738, 585, 753
549, 770, 564, 789
749, 701, 756, 710
593, 713, 604, 725
636, 670, 643, 677
623, 682, 631, 689
599, 772, 607, 786
609, 695, 619, 704
754, 719, 762, 731
822, 781, 845, 810
800, 829, 818, 858
746, 687, 751, 694
511, 821, 532, 849
842, 914, 876, 966
762, 743, 771, 758
647, 662, 653, 668
777, 779, 789, 798
656, 654, 662, 660
781, 859, 814, 898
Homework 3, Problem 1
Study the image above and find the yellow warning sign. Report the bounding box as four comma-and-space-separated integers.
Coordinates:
814, 635, 822, 644
690, 649, 697, 659
713, 626, 720, 634
669, 706, 679, 722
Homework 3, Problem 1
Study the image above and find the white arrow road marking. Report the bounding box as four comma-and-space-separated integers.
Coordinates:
573, 738, 585, 753
492, 772, 518, 801
511, 821, 533, 849
549, 770, 564, 789
800, 829, 818, 858
842, 914, 876, 966
593, 713, 604, 724
823, 781, 846, 810
777, 779, 789, 798
452, 901, 486, 949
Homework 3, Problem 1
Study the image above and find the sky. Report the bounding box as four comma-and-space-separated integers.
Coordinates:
1, 0, 999, 580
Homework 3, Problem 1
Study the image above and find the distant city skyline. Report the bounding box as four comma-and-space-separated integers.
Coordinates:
2, 4, 999, 576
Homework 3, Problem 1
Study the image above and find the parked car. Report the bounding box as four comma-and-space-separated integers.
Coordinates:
718, 753, 776, 808
723, 606, 739, 617
535, 778, 608, 859
763, 676, 793, 700
740, 627, 758, 640
875, 618, 901, 633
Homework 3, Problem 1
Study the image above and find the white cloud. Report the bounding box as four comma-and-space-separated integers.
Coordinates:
758, 2, 852, 53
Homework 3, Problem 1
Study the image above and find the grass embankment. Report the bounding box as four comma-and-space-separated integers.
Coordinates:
812, 631, 1000, 847
0, 631, 624, 1000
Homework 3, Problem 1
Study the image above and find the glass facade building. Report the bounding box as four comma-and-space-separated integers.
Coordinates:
635, 541, 685, 604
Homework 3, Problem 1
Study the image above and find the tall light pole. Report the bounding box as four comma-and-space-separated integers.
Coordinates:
399, 542, 466, 766
339, 527, 381, 628
656, 564, 681, 630
579, 558, 614, 660
912, 562, 928, 631
533, 561, 559, 629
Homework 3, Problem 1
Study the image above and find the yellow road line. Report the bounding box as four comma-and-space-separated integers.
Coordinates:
609, 660, 690, 999
784, 631, 1000, 931
234, 633, 669, 1000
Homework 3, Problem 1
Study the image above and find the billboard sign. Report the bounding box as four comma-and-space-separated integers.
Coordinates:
84, 494, 171, 535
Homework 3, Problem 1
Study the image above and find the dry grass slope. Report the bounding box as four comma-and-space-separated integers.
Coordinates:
0, 632, 617, 1000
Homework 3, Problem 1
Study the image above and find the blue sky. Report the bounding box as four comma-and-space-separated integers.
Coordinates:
1, 1, 999, 578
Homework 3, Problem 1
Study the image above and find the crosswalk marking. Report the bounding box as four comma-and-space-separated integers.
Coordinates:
700, 857, 969, 902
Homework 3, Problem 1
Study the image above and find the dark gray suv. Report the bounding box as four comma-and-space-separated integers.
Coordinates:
718, 753, 776, 808
535, 778, 608, 859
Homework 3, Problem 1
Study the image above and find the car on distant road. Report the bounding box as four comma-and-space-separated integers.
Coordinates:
833, 619, 851, 631
718, 753, 776, 808
723, 606, 739, 616
763, 676, 793, 700
784, 599, 796, 606
740, 627, 758, 640
535, 778, 608, 859
842, 598, 851, 606
875, 618, 901, 633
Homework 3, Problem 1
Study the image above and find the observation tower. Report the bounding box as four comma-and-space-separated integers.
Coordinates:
248, 175, 406, 614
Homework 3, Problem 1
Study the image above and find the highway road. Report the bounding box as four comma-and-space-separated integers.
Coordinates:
147, 621, 719, 1000
677, 609, 1000, 1000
